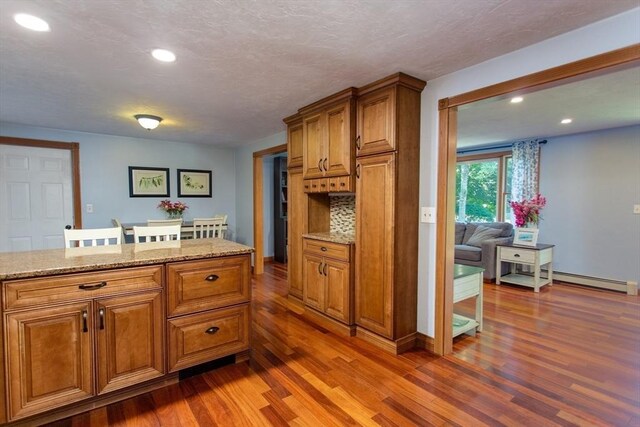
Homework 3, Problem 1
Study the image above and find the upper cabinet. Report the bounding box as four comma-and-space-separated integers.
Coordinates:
284, 113, 303, 169
301, 89, 356, 180
356, 86, 395, 157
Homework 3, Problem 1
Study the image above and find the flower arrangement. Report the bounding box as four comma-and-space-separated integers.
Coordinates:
157, 200, 188, 218
510, 194, 546, 227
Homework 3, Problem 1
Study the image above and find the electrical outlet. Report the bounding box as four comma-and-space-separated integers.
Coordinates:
86, 204, 94, 213
421, 207, 436, 223
634, 204, 640, 214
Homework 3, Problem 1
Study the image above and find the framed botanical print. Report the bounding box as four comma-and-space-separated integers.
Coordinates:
177, 169, 212, 197
129, 166, 170, 197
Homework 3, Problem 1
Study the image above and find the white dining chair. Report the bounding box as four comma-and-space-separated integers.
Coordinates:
147, 219, 183, 227
111, 218, 126, 242
193, 217, 225, 239
64, 227, 122, 248
212, 214, 228, 224
133, 225, 181, 243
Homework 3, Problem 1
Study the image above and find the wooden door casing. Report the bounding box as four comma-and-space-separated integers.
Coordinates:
302, 254, 325, 311
96, 291, 164, 395
5, 302, 94, 420
356, 87, 396, 157
302, 113, 324, 179
355, 153, 395, 338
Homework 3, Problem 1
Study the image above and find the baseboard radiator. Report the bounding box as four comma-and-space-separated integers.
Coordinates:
545, 270, 638, 295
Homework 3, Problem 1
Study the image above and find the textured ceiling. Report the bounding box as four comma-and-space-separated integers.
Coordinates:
0, 0, 637, 146
457, 65, 640, 148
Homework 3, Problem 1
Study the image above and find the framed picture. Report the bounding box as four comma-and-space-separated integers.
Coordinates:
177, 169, 212, 197
513, 228, 539, 247
129, 166, 170, 197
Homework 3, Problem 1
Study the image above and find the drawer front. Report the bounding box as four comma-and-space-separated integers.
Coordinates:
4, 266, 163, 311
328, 176, 353, 193
167, 255, 250, 317
501, 247, 535, 264
453, 274, 481, 303
303, 238, 350, 261
168, 304, 249, 372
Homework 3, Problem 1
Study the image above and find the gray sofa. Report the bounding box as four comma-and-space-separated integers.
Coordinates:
455, 222, 513, 280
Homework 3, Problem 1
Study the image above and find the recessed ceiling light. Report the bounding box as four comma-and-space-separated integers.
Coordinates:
14, 13, 50, 32
151, 49, 176, 63
561, 118, 573, 124
510, 96, 524, 103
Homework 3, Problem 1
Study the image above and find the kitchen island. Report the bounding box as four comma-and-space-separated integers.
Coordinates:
0, 239, 253, 425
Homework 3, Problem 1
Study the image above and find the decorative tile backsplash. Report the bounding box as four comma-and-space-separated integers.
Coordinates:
330, 196, 355, 234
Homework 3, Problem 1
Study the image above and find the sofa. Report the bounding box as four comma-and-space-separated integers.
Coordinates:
455, 222, 513, 280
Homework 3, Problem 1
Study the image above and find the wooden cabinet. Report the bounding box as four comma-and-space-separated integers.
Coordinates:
287, 167, 306, 301
301, 91, 356, 181
354, 74, 425, 354
302, 238, 353, 325
284, 113, 303, 168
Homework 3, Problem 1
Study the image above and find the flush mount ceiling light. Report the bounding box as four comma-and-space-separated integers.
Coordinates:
560, 118, 573, 124
510, 96, 524, 103
14, 13, 50, 31
151, 48, 176, 63
135, 114, 163, 130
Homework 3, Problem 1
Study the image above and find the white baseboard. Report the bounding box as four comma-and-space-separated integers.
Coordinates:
547, 270, 638, 295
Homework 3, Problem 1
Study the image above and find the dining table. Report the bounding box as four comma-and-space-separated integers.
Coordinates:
121, 221, 228, 239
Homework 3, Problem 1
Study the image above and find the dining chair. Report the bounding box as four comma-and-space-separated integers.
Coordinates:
212, 214, 228, 224
193, 217, 225, 239
147, 219, 183, 227
111, 218, 126, 242
133, 224, 181, 243
64, 227, 122, 248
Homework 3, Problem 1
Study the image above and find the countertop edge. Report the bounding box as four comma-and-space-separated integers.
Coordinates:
303, 233, 356, 245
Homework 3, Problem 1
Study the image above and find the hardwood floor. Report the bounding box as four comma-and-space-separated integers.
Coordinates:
49, 262, 639, 426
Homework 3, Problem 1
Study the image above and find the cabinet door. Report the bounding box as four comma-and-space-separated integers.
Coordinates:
355, 153, 395, 338
357, 87, 396, 157
325, 101, 353, 177
6, 302, 94, 420
325, 259, 351, 323
303, 254, 325, 311
287, 121, 304, 168
96, 291, 164, 395
302, 112, 325, 179
288, 168, 306, 299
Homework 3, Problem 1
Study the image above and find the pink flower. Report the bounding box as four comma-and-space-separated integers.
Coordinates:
510, 194, 546, 227
157, 200, 188, 214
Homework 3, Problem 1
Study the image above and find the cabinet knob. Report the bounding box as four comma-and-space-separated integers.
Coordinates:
321, 183, 326, 187
340, 182, 345, 186
205, 326, 220, 335
331, 183, 336, 187
205, 274, 219, 282
321, 247, 327, 252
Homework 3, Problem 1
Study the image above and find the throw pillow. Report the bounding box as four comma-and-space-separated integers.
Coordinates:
466, 225, 502, 247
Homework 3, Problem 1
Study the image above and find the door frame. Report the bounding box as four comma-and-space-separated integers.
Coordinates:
434, 44, 640, 355
252, 143, 287, 274
0, 136, 82, 229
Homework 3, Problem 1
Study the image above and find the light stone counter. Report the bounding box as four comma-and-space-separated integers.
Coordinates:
0, 238, 253, 280
303, 232, 355, 245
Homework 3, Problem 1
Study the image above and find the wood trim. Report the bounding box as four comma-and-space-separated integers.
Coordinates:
415, 332, 435, 353
357, 72, 426, 96
253, 143, 287, 158
252, 144, 287, 275
0, 136, 82, 229
297, 88, 357, 116
444, 44, 640, 109
301, 306, 357, 337
457, 150, 511, 162
263, 256, 274, 263
434, 45, 640, 356
282, 112, 302, 125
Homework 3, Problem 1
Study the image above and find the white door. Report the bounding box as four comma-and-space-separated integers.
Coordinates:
0, 144, 74, 252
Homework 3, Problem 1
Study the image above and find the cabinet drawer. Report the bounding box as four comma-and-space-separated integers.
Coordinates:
303, 238, 350, 261
500, 247, 535, 264
167, 255, 250, 317
453, 274, 480, 303
3, 266, 163, 311
328, 176, 353, 192
168, 304, 249, 372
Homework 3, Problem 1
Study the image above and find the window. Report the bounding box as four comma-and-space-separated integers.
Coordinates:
455, 152, 512, 223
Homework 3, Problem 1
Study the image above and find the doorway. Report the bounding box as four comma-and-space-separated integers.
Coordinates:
0, 136, 82, 252
434, 45, 640, 355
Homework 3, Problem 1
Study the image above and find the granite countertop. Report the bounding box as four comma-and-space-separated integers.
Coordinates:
0, 238, 254, 281
303, 232, 355, 245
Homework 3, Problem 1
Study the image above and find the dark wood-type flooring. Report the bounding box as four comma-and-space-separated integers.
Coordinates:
50, 262, 640, 426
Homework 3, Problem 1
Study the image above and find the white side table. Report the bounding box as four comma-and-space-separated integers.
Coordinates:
496, 243, 554, 292
453, 264, 483, 338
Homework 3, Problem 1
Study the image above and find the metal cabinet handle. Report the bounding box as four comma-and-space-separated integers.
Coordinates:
205, 274, 219, 282
356, 164, 360, 179
355, 135, 361, 150
318, 262, 323, 275
514, 254, 520, 258
82, 310, 88, 333
323, 158, 328, 171
98, 308, 105, 330
205, 326, 220, 335
323, 264, 327, 276
318, 159, 323, 172
79, 281, 107, 290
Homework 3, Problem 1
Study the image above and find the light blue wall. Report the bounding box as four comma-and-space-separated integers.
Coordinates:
539, 125, 640, 284
0, 122, 237, 235
417, 8, 640, 336
263, 155, 275, 257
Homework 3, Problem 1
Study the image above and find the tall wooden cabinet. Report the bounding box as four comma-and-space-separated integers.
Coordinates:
354, 74, 425, 354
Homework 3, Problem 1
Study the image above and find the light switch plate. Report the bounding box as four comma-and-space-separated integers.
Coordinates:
634, 204, 640, 214
86, 203, 94, 213
421, 207, 436, 223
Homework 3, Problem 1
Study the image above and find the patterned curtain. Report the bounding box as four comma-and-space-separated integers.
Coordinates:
511, 140, 540, 202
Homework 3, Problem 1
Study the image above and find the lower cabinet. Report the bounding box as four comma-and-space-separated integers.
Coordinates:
302, 238, 353, 325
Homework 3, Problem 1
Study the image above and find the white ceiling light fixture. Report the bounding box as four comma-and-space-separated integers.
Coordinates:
510, 96, 524, 103
560, 118, 573, 124
14, 13, 50, 32
135, 114, 163, 130
151, 49, 176, 63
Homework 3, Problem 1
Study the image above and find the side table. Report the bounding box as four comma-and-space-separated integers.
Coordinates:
453, 264, 484, 338
496, 243, 554, 292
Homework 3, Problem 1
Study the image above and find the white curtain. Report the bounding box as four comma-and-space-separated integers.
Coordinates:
511, 140, 540, 201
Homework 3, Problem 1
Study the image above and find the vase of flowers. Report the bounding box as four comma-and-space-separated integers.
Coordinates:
510, 194, 546, 228
158, 200, 188, 219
